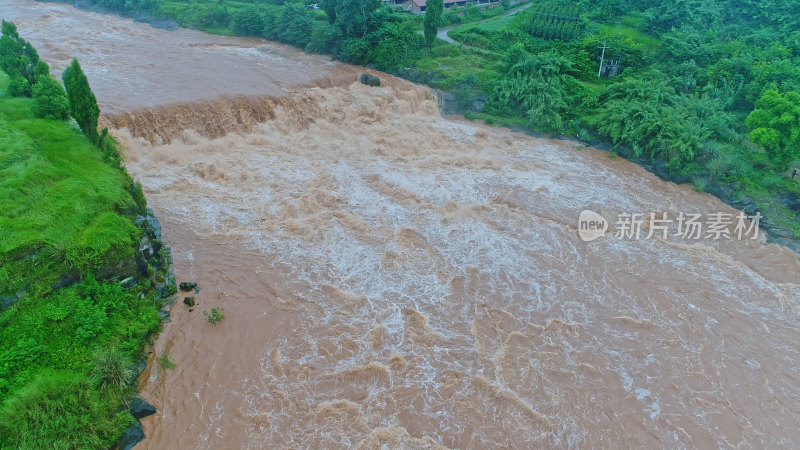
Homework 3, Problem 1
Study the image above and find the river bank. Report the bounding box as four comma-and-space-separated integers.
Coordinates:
0, 67, 175, 448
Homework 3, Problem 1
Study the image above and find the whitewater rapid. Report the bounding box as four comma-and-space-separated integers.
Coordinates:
117, 83, 800, 448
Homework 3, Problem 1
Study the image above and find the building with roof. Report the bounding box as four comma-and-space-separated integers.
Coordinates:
398, 0, 500, 14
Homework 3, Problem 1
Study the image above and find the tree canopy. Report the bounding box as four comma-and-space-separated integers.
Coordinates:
62, 59, 100, 144
32, 75, 70, 121
746, 89, 800, 170
423, 0, 444, 50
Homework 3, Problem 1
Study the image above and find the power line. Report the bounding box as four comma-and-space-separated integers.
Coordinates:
598, 40, 609, 78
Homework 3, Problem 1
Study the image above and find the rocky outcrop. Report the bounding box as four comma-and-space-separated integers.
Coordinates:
130, 395, 157, 419
113, 419, 144, 450
109, 209, 175, 449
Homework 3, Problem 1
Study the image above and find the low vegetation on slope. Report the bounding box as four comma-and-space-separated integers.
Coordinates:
0, 24, 173, 448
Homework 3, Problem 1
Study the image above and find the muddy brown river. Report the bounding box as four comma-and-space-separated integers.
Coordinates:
3, 1, 800, 448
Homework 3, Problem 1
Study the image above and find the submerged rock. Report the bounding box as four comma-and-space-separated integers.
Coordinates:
360, 73, 381, 87
113, 419, 144, 450
179, 282, 197, 292
0, 294, 19, 311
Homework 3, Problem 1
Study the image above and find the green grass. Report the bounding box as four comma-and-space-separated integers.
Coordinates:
157, 352, 177, 371
0, 371, 133, 449
596, 23, 660, 49
0, 83, 138, 293
473, 14, 516, 32
0, 69, 167, 448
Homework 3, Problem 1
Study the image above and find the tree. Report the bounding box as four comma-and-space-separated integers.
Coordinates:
424, 0, 444, 51
490, 52, 574, 132
745, 89, 800, 170
322, 0, 337, 24
232, 6, 266, 36
307, 22, 341, 54
33, 60, 50, 82
32, 76, 69, 120
276, 3, 314, 47
336, 0, 380, 38
0, 20, 26, 85
1, 20, 45, 96
62, 59, 100, 144
369, 21, 424, 72
589, 73, 725, 165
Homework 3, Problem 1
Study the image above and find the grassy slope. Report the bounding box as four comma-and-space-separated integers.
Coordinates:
0, 70, 166, 449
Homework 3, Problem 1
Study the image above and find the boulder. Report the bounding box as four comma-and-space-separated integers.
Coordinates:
0, 294, 19, 311
130, 396, 157, 419
113, 419, 144, 450
360, 73, 381, 87
51, 270, 80, 291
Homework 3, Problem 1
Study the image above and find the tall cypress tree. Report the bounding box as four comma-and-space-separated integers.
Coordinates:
322, 0, 336, 24
62, 59, 100, 144
423, 0, 444, 51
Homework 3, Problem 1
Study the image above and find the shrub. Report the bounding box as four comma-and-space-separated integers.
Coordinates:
7, 76, 30, 97
707, 154, 734, 178
204, 307, 225, 324
442, 11, 462, 26
692, 178, 708, 192
157, 352, 176, 371
759, 172, 785, 190
456, 71, 479, 109
31, 76, 69, 120
306, 22, 340, 54
75, 300, 108, 341
90, 347, 134, 390
130, 182, 147, 215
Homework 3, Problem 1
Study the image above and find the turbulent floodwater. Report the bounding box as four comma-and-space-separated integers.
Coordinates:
0, 0, 355, 114
4, 2, 800, 449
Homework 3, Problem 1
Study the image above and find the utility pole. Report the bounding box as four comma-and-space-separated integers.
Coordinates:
598, 40, 609, 78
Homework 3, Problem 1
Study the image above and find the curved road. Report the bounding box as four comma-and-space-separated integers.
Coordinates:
431, 1, 535, 46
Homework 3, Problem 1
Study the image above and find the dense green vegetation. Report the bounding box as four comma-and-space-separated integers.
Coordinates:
0, 26, 172, 448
